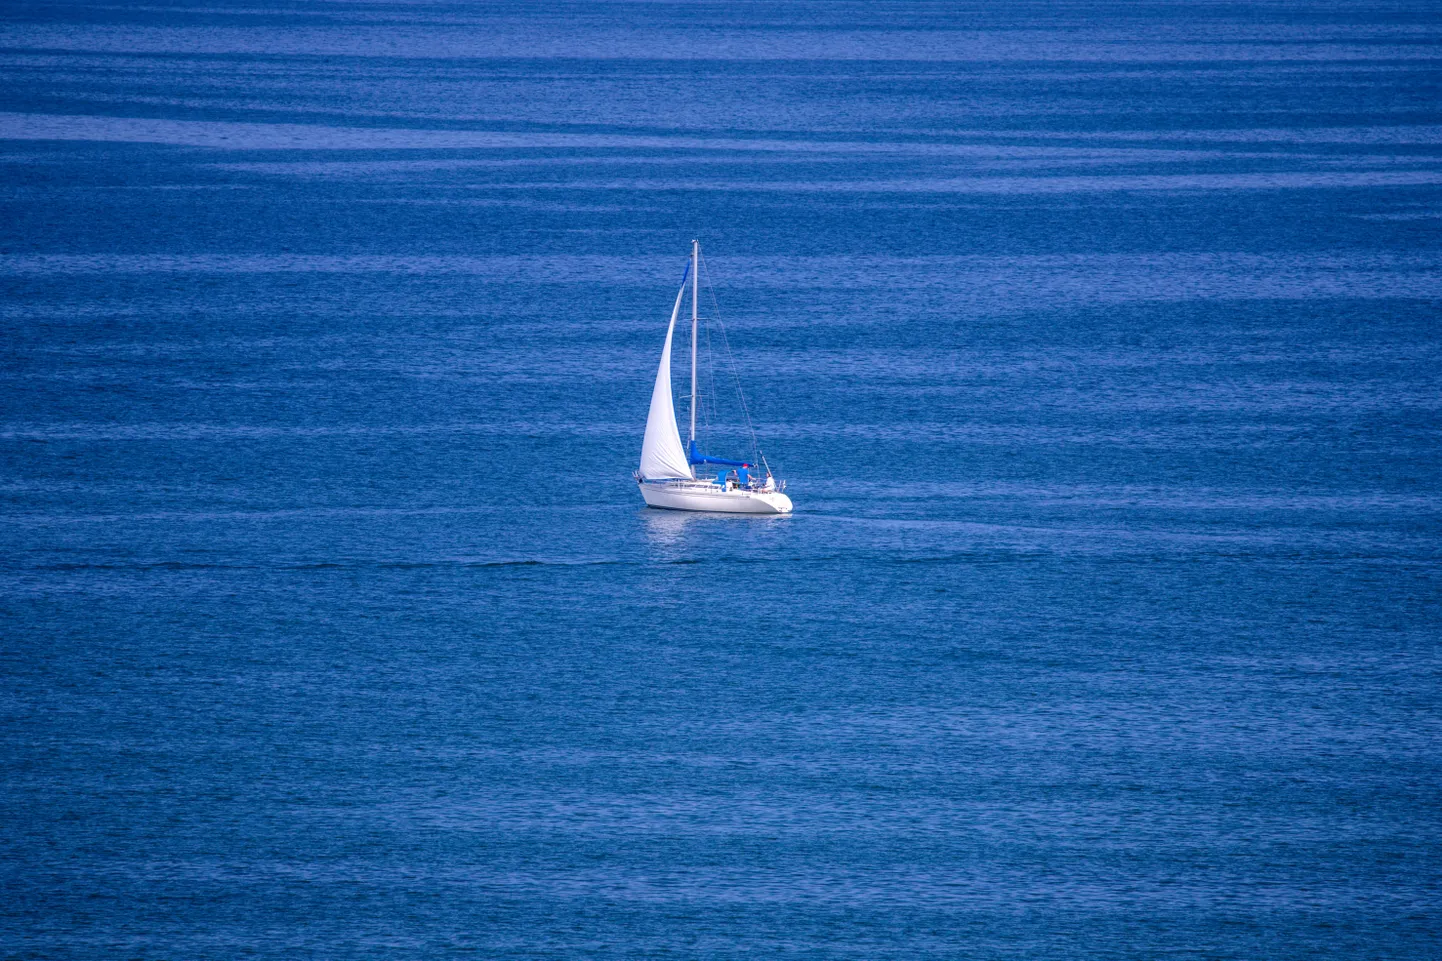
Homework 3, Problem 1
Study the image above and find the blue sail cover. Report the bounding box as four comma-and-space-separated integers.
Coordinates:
687, 440, 748, 467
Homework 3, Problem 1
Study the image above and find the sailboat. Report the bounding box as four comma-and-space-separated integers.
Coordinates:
635, 241, 793, 514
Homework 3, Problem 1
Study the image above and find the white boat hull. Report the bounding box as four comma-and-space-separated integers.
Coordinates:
639, 480, 792, 514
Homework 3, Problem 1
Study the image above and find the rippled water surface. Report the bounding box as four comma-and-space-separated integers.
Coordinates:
2, 2, 1441, 958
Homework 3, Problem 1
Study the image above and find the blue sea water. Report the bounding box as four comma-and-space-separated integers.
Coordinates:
2, 1, 1441, 957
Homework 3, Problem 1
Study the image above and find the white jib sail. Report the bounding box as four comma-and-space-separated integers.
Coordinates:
638, 281, 694, 481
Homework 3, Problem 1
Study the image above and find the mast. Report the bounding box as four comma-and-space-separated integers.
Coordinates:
690, 239, 698, 444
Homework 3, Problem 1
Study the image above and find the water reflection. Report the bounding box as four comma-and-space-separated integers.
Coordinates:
639, 507, 793, 553
640, 507, 705, 548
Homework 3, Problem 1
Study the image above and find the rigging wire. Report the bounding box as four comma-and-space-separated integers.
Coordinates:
698, 249, 766, 471
685, 272, 720, 439
701, 288, 719, 436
